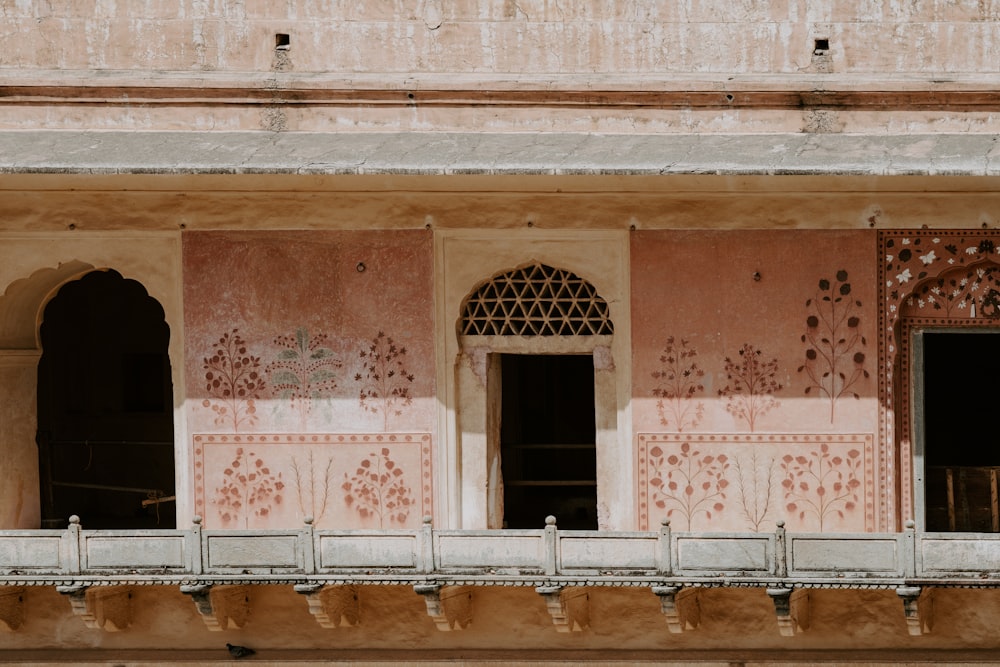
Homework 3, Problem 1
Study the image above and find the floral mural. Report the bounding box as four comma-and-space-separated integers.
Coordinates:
638, 434, 873, 532
647, 441, 729, 530
355, 331, 415, 431
202, 329, 265, 432
194, 434, 433, 530
267, 328, 342, 431
798, 270, 869, 423
718, 343, 782, 432
651, 336, 706, 432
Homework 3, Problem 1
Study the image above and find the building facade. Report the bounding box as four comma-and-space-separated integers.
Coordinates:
2, 1, 1000, 664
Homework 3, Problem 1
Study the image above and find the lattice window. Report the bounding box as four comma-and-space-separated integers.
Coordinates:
460, 263, 614, 336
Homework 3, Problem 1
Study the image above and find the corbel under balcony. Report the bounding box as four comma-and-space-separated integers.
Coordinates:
56, 585, 132, 632
651, 585, 701, 633
179, 584, 250, 631
767, 587, 810, 637
536, 586, 589, 633
414, 584, 473, 631
897, 586, 933, 636
0, 587, 25, 631
294, 583, 360, 629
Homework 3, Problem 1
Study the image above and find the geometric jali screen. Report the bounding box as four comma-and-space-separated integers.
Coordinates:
460, 263, 614, 336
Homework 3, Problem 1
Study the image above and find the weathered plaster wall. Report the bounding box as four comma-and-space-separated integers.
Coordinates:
2, 585, 1000, 657
631, 230, 879, 532
3, 0, 1000, 73
182, 230, 436, 529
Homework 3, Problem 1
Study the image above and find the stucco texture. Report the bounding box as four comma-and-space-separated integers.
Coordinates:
631, 230, 878, 532
182, 230, 435, 529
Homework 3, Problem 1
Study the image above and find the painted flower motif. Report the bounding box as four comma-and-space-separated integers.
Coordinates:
948, 258, 955, 264
919, 251, 936, 265
889, 304, 897, 313
886, 254, 894, 263
902, 238, 910, 245
958, 300, 967, 309
967, 246, 979, 255
932, 238, 941, 244
896, 268, 912, 284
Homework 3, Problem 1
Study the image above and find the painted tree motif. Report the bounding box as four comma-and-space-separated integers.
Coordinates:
213, 448, 284, 528
717, 344, 782, 432
734, 451, 776, 532
355, 331, 415, 431
290, 451, 336, 525
343, 448, 414, 527
798, 270, 869, 423
267, 328, 341, 430
648, 442, 729, 530
202, 329, 264, 431
651, 336, 705, 432
781, 444, 862, 531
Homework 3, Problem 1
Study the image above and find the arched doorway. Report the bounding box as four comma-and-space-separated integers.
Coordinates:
36, 270, 175, 528
458, 262, 615, 530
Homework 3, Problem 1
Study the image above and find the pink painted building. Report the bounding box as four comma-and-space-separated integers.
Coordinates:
1, 1, 1000, 664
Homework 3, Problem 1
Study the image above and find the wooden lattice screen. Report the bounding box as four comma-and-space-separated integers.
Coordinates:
460, 263, 614, 336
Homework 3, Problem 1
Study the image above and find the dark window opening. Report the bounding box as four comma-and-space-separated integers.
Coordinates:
923, 332, 1000, 532
500, 354, 597, 530
37, 270, 175, 529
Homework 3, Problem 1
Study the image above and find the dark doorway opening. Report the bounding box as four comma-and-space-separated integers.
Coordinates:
923, 331, 1000, 532
37, 270, 175, 529
500, 354, 597, 530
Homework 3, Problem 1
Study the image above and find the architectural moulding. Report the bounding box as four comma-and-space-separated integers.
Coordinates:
293, 583, 360, 629
414, 584, 473, 631
56, 585, 132, 632
180, 584, 250, 631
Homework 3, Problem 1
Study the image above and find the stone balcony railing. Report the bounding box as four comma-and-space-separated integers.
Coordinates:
1, 515, 999, 635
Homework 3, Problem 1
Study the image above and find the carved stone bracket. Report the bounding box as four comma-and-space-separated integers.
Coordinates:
294, 584, 360, 629
0, 588, 25, 631
56, 585, 132, 632
536, 586, 589, 633
767, 587, 810, 637
414, 584, 473, 631
180, 584, 250, 632
651, 586, 701, 633
897, 586, 933, 636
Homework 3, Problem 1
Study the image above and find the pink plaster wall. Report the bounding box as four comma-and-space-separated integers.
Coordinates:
182, 231, 435, 528
631, 230, 878, 532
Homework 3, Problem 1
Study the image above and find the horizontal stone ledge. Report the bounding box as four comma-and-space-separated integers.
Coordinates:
2, 131, 999, 177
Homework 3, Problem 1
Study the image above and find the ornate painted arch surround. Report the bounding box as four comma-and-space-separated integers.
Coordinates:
879, 230, 1000, 528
